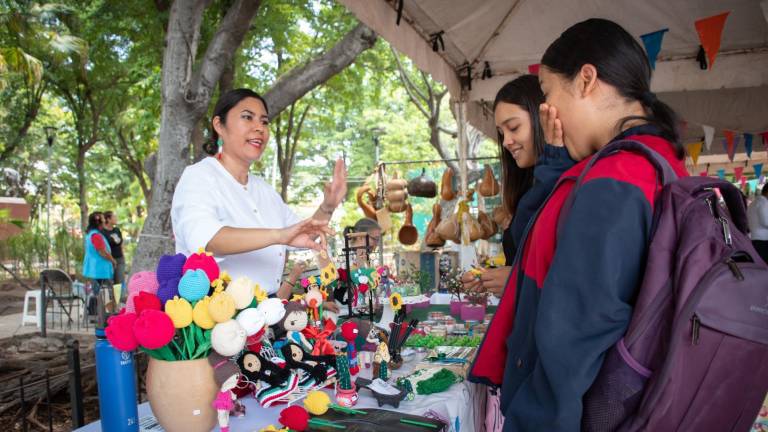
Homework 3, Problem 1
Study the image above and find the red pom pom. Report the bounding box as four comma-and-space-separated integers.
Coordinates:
133, 310, 175, 349
279, 405, 309, 431
340, 321, 358, 341
105, 312, 138, 351
133, 291, 162, 316
182, 251, 219, 282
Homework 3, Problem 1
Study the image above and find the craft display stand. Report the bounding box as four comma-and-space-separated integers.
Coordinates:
341, 227, 380, 321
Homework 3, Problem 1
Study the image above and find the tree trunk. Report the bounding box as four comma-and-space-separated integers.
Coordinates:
76, 147, 88, 233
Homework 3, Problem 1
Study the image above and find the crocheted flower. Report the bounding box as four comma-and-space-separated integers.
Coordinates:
125, 271, 159, 313
208, 287, 236, 323
304, 390, 331, 415
389, 293, 403, 311
256, 297, 286, 326
165, 296, 193, 328
211, 319, 246, 357
134, 291, 162, 316
235, 307, 265, 336
178, 269, 210, 302
254, 284, 268, 303
279, 405, 310, 431
156, 277, 180, 306
182, 248, 219, 282
156, 253, 187, 285
226, 276, 255, 310
193, 296, 215, 329
105, 311, 138, 351
133, 309, 175, 350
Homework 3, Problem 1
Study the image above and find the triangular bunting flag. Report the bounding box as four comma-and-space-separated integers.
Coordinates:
687, 141, 703, 166
740, 176, 747, 189
734, 166, 744, 181
755, 163, 764, 179
761, 131, 768, 151
640, 29, 669, 69
699, 171, 708, 177
744, 133, 753, 158
717, 168, 725, 179
695, 12, 730, 69
724, 130, 735, 161
702, 125, 715, 150
528, 64, 540, 75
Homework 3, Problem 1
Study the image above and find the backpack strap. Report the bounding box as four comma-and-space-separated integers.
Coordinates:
556, 139, 679, 239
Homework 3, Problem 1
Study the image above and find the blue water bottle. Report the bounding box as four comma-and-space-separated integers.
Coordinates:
95, 327, 139, 431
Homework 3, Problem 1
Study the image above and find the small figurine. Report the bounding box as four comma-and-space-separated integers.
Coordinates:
278, 301, 313, 351
358, 325, 380, 369
280, 342, 337, 389
373, 335, 391, 381
209, 353, 240, 432
334, 353, 358, 407
340, 321, 361, 375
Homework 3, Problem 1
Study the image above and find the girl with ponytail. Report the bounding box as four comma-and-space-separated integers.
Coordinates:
469, 19, 690, 431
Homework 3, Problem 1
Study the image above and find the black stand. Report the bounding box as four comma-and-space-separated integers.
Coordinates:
341, 226, 377, 322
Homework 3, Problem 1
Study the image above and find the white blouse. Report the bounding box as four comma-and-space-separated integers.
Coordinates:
171, 157, 302, 294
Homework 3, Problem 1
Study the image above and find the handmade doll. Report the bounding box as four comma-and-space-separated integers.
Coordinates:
237, 350, 291, 388
340, 321, 360, 375
277, 301, 313, 351
280, 342, 337, 388
358, 324, 379, 369
372, 331, 390, 381
209, 353, 240, 432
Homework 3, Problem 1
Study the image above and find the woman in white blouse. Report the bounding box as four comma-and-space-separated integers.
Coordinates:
171, 89, 346, 303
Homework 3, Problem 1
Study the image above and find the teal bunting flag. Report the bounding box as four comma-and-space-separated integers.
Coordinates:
744, 133, 753, 158
640, 29, 669, 69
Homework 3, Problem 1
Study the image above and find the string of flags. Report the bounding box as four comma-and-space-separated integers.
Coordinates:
685, 123, 768, 167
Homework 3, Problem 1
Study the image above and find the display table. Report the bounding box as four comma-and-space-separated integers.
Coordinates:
75, 352, 486, 432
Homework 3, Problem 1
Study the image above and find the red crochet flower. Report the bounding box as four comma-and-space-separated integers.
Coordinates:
105, 311, 138, 351
133, 291, 161, 316
279, 405, 309, 431
133, 309, 175, 350
182, 251, 219, 282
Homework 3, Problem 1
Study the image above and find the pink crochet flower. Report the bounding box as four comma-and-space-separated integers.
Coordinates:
105, 311, 138, 351
133, 309, 175, 350
126, 271, 159, 313
182, 251, 219, 282
134, 291, 162, 316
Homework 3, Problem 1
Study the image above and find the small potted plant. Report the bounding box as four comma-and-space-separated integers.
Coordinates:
445, 269, 469, 316
335, 353, 358, 407
460, 275, 488, 321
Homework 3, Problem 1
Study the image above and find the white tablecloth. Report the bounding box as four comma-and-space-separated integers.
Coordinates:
75, 353, 486, 432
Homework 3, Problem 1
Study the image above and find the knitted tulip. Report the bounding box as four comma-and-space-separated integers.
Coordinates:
156, 277, 180, 306
209, 287, 236, 323
211, 319, 246, 357
165, 296, 193, 328
156, 253, 187, 284
303, 390, 331, 415
105, 312, 138, 351
235, 307, 265, 336
133, 291, 161, 316
178, 269, 210, 302
278, 405, 310, 431
125, 271, 159, 313
193, 296, 215, 329
133, 309, 175, 350
226, 276, 255, 310
256, 298, 286, 326
182, 249, 219, 282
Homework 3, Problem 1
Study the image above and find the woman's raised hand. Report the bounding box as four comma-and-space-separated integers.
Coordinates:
539, 103, 564, 147
322, 158, 348, 210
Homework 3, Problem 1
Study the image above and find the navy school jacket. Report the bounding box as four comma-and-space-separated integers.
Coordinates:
469, 127, 689, 431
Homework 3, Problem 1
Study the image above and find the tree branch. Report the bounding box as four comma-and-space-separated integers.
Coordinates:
263, 23, 376, 119
189, 0, 261, 113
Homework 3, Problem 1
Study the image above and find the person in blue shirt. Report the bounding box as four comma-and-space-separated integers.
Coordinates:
82, 211, 115, 296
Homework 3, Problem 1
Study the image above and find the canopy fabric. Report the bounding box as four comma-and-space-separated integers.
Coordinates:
338, 0, 768, 171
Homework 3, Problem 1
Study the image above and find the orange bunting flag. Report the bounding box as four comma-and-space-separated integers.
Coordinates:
687, 141, 703, 167
724, 130, 736, 162
695, 12, 730, 69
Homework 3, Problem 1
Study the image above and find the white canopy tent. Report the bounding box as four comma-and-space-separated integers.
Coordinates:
338, 0, 768, 176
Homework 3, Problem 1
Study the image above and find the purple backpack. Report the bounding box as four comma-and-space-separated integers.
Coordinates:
558, 140, 768, 432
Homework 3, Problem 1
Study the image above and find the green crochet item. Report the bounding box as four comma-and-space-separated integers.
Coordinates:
415, 368, 460, 395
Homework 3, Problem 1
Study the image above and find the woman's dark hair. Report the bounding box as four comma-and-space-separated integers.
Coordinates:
541, 18, 683, 158
203, 88, 269, 155
86, 211, 104, 232
494, 75, 546, 216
